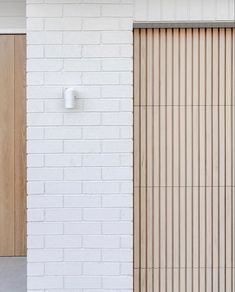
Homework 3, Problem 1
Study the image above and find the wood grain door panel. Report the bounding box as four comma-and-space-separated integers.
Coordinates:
134, 28, 235, 292
0, 35, 26, 256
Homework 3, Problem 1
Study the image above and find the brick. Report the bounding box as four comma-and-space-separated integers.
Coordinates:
102, 58, 133, 71
119, 18, 133, 30
64, 249, 101, 262
79, 99, 119, 112
28, 222, 63, 235
102, 249, 132, 262
28, 263, 44, 276
83, 208, 120, 221
120, 44, 133, 57
120, 72, 133, 84
64, 196, 101, 208
27, 140, 63, 154
27, 32, 62, 45
102, 140, 132, 153
27, 73, 44, 86
64, 276, 101, 289
121, 235, 133, 248
64, 167, 101, 181
64, 141, 101, 154
83, 72, 119, 85
120, 181, 133, 193
120, 209, 133, 221
28, 276, 63, 289
28, 168, 63, 181
45, 72, 82, 85
27, 4, 63, 17
28, 196, 63, 209
120, 125, 133, 139
82, 45, 120, 58
28, 209, 44, 222
102, 195, 132, 207
45, 154, 82, 167
28, 86, 62, 99
27, 154, 44, 167
63, 59, 101, 72
64, 222, 101, 234
102, 167, 133, 180
83, 263, 119, 275
102, 31, 132, 44
83, 235, 119, 248
45, 182, 82, 194
64, 113, 101, 126
44, 99, 64, 112
45, 18, 82, 30
27, 236, 44, 249
27, 45, 44, 58
44, 127, 82, 139
102, 222, 132, 234
45, 262, 82, 275
45, 235, 82, 248
102, 85, 132, 98
27, 18, 44, 31
119, 99, 133, 112
83, 181, 119, 194
45, 45, 82, 58
103, 276, 132, 289
63, 4, 101, 17
28, 249, 63, 263
120, 153, 133, 166
82, 154, 120, 167
45, 208, 82, 222
27, 127, 44, 140
82, 126, 119, 139
101, 4, 133, 17
63, 32, 100, 45
121, 263, 132, 275
83, 18, 119, 30
27, 59, 63, 72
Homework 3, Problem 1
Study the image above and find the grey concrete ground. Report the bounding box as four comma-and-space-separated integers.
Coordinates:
0, 257, 26, 292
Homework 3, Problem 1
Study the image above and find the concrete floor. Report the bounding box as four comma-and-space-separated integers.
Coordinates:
0, 257, 26, 292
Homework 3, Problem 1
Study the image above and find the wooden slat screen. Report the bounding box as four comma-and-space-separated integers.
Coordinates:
134, 28, 235, 292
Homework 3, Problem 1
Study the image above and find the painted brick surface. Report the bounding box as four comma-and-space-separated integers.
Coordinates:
27, 1, 133, 291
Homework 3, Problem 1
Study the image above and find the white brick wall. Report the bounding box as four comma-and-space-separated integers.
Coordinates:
27, 1, 133, 291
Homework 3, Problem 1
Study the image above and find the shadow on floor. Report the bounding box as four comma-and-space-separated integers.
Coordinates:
0, 257, 26, 292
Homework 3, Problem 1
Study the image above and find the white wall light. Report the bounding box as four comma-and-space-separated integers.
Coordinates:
64, 88, 77, 109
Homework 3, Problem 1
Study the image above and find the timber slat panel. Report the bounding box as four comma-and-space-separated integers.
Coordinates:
0, 35, 15, 256
134, 28, 235, 292
14, 35, 26, 256
0, 35, 26, 256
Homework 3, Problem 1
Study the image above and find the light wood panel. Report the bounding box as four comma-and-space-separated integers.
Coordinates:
134, 28, 235, 292
0, 35, 26, 256
0, 35, 15, 256
14, 35, 26, 256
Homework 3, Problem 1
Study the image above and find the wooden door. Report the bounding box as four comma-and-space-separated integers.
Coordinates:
134, 28, 235, 291
0, 35, 26, 256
